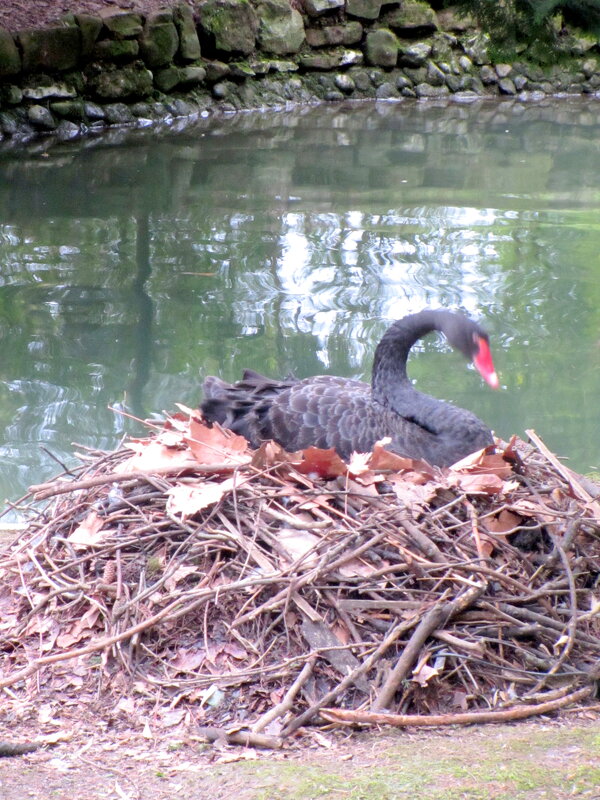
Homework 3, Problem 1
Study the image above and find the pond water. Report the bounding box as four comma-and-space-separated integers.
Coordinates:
1, 96, 600, 510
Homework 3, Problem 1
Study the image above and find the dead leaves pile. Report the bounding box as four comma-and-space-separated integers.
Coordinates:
1, 408, 599, 742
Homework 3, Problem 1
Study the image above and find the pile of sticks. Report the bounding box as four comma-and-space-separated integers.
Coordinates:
1, 412, 599, 745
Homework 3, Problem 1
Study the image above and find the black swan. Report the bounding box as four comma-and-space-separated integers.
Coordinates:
201, 309, 498, 467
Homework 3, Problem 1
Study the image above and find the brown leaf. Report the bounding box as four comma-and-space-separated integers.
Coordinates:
166, 477, 238, 518
485, 509, 523, 536
251, 440, 300, 470
171, 648, 206, 673
388, 476, 439, 507
67, 510, 107, 548
296, 447, 348, 479
116, 438, 197, 474
448, 471, 505, 495
277, 527, 321, 567
185, 417, 250, 467
450, 448, 513, 479
368, 439, 433, 475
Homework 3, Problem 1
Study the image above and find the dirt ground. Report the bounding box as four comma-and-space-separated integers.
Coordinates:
1, 713, 599, 800
0, 0, 191, 32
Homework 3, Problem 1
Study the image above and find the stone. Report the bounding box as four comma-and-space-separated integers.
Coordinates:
55, 119, 81, 139
399, 42, 432, 67
396, 73, 412, 90
230, 61, 255, 77
462, 33, 490, 65
89, 64, 154, 100
0, 110, 19, 135
103, 102, 135, 123
498, 78, 516, 95
495, 63, 512, 79
102, 13, 143, 38
140, 17, 179, 68
83, 100, 106, 119
334, 73, 355, 92
204, 60, 231, 81
255, 0, 305, 55
457, 55, 472, 72
426, 61, 446, 86
436, 7, 476, 32
415, 82, 449, 97
479, 65, 496, 84
375, 82, 399, 98
306, 22, 362, 47
445, 73, 461, 92
0, 28, 20, 76
27, 104, 58, 130
302, 0, 344, 15
383, 1, 438, 33
180, 66, 206, 86
50, 99, 86, 120
0, 84, 22, 104
18, 27, 81, 72
22, 83, 77, 100
174, 3, 201, 61
365, 29, 398, 68
299, 49, 362, 70
212, 80, 232, 98
582, 58, 598, 79
513, 74, 527, 91
75, 14, 102, 57
346, 0, 382, 20
198, 0, 259, 55
451, 90, 480, 103
403, 65, 427, 84
93, 39, 139, 60
154, 65, 181, 92
351, 70, 371, 91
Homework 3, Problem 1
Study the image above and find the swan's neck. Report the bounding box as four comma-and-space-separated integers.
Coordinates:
371, 310, 441, 405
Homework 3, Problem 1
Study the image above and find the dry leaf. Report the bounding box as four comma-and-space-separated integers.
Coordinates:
116, 438, 197, 474
185, 417, 250, 467
277, 527, 321, 567
411, 661, 440, 687
485, 509, 522, 536
166, 477, 238, 518
67, 511, 107, 548
448, 471, 505, 495
296, 447, 348, 479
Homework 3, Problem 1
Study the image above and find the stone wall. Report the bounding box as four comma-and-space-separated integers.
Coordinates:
0, 0, 599, 142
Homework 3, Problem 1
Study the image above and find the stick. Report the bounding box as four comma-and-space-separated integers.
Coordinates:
282, 614, 419, 737
372, 582, 485, 711
195, 726, 281, 749
28, 463, 248, 500
321, 684, 593, 728
252, 657, 316, 733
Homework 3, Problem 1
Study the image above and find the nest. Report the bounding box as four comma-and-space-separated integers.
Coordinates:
1, 407, 599, 747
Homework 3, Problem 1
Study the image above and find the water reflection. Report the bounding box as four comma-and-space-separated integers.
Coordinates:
1, 97, 600, 506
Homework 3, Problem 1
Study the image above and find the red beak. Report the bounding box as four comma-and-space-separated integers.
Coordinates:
473, 337, 499, 389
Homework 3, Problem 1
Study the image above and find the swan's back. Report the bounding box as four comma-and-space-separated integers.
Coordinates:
201, 370, 493, 466
201, 310, 496, 466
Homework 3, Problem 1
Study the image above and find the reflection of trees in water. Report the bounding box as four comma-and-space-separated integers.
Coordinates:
1, 100, 600, 500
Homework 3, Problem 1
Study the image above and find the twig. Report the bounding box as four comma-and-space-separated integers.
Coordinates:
321, 685, 593, 728
372, 582, 486, 711
252, 657, 316, 733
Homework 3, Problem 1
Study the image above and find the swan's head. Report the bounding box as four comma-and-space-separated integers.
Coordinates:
444, 314, 499, 389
